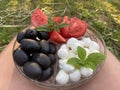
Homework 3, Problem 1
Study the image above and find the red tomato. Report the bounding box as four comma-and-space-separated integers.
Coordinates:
52, 16, 61, 24
62, 16, 70, 24
60, 16, 70, 38
31, 9, 48, 27
60, 17, 87, 38
60, 26, 70, 38
50, 30, 66, 43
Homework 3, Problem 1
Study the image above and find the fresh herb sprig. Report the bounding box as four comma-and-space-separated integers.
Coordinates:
67, 46, 106, 70
37, 18, 68, 32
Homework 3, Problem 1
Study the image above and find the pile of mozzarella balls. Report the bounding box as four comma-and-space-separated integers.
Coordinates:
55, 37, 100, 85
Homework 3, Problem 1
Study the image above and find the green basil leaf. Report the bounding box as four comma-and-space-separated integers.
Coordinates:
37, 26, 52, 32
77, 46, 86, 60
78, 59, 85, 65
67, 57, 81, 69
54, 23, 69, 32
56, 23, 69, 28
37, 17, 69, 33
86, 53, 106, 65
84, 61, 96, 70
48, 18, 53, 24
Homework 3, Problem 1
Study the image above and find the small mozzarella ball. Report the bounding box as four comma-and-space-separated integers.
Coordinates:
57, 49, 69, 59
67, 50, 76, 59
82, 37, 92, 47
69, 70, 81, 82
58, 59, 68, 69
80, 67, 93, 77
89, 48, 100, 54
59, 64, 63, 69
56, 70, 69, 85
89, 41, 100, 51
62, 63, 75, 73
60, 44, 69, 50
78, 41, 85, 47
71, 43, 80, 53
67, 38, 79, 48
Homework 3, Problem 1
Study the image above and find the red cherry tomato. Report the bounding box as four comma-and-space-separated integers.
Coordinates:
31, 9, 48, 27
50, 30, 66, 43
62, 16, 70, 24
52, 16, 61, 24
60, 17, 87, 38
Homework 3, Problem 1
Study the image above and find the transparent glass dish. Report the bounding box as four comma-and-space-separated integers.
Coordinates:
12, 25, 106, 90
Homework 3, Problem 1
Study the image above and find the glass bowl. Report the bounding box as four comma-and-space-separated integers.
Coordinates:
12, 25, 106, 90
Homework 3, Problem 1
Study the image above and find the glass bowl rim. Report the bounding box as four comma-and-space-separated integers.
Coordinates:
12, 24, 106, 89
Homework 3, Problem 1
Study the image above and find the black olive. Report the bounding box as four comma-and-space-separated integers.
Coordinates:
32, 53, 51, 69
17, 32, 26, 43
23, 62, 42, 79
49, 42, 57, 54
25, 29, 38, 39
13, 48, 29, 66
40, 40, 49, 54
38, 67, 53, 81
37, 31, 49, 40
48, 54, 56, 65
20, 39, 41, 52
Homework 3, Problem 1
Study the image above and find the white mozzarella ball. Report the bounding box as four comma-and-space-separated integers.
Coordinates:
82, 37, 92, 47
89, 41, 100, 51
78, 41, 85, 47
59, 64, 63, 69
67, 38, 79, 48
71, 43, 80, 53
56, 70, 69, 85
62, 63, 75, 73
80, 67, 93, 77
60, 44, 69, 50
89, 48, 100, 54
57, 49, 69, 59
67, 50, 76, 59
58, 59, 68, 69
69, 70, 81, 82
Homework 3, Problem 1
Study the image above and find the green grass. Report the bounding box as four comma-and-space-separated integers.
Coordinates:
0, 0, 120, 59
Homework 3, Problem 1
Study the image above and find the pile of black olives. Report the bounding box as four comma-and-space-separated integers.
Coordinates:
13, 29, 57, 81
